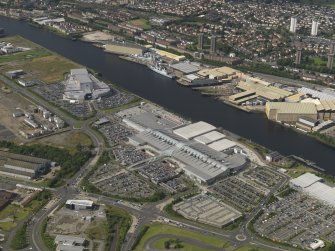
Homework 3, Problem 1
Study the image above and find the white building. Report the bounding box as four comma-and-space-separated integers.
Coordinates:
311, 20, 319, 36
290, 17, 297, 33
65, 200, 94, 210
63, 68, 110, 101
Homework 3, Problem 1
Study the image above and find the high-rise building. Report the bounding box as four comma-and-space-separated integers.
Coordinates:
210, 35, 217, 54
197, 33, 204, 50
295, 48, 302, 65
290, 17, 297, 33
327, 54, 334, 70
311, 20, 319, 36
330, 42, 335, 54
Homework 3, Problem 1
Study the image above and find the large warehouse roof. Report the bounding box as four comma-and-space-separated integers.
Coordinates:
266, 102, 317, 115
194, 131, 225, 145
298, 87, 335, 100
238, 81, 292, 101
304, 182, 335, 207
173, 121, 216, 140
290, 172, 322, 188
208, 139, 236, 152
170, 62, 201, 74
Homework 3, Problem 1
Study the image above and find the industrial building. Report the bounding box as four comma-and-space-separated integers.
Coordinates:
316, 99, 335, 120
65, 200, 94, 210
128, 121, 248, 184
197, 67, 240, 80
170, 62, 201, 77
236, 80, 292, 101
265, 102, 317, 123
173, 121, 216, 140
63, 68, 110, 101
297, 87, 335, 100
194, 131, 226, 145
0, 151, 51, 179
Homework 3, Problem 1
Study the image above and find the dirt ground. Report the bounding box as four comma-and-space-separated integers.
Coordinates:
0, 90, 35, 141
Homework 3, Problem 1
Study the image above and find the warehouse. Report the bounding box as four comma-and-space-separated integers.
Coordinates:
65, 200, 94, 210
197, 67, 240, 80
297, 87, 335, 100
208, 139, 237, 153
228, 90, 258, 105
265, 102, 317, 123
63, 68, 110, 101
173, 121, 216, 140
237, 81, 292, 101
170, 62, 201, 77
316, 99, 335, 120
129, 127, 248, 184
56, 244, 85, 251
0, 151, 51, 179
194, 131, 225, 145
296, 117, 319, 131
290, 172, 322, 189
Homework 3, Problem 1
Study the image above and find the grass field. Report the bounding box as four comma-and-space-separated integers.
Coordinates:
133, 224, 230, 251
128, 19, 151, 30
312, 57, 327, 67
0, 35, 81, 83
33, 131, 93, 154
152, 238, 218, 251
0, 221, 17, 231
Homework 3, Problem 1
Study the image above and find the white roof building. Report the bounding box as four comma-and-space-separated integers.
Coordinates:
65, 200, 94, 208
290, 172, 322, 188
194, 131, 226, 145
173, 121, 216, 140
208, 139, 236, 152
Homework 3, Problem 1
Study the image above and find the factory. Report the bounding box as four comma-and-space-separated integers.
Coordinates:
235, 79, 292, 102
65, 200, 94, 210
128, 119, 248, 184
63, 68, 110, 101
265, 102, 317, 123
0, 151, 51, 179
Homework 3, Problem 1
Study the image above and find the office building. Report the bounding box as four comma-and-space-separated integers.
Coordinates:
290, 17, 297, 33
197, 33, 204, 50
311, 20, 319, 36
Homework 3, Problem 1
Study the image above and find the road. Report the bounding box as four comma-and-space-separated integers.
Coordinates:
0, 75, 295, 251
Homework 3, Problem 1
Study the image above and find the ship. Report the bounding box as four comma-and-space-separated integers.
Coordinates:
148, 64, 175, 79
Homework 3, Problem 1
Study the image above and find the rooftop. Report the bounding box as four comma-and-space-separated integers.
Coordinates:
208, 138, 237, 152
290, 172, 322, 188
266, 102, 317, 114
194, 131, 226, 145
173, 121, 216, 140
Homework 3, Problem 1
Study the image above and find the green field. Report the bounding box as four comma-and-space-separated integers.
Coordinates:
152, 238, 217, 251
128, 19, 151, 30
0, 36, 81, 83
133, 223, 229, 251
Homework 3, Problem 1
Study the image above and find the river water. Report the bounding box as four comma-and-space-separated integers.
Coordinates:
1, 16, 334, 173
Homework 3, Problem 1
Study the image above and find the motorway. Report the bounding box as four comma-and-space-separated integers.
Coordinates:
0, 75, 295, 251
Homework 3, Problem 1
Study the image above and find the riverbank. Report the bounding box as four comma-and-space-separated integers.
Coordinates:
2, 15, 334, 173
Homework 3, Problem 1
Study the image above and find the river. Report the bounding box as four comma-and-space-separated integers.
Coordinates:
1, 15, 334, 173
